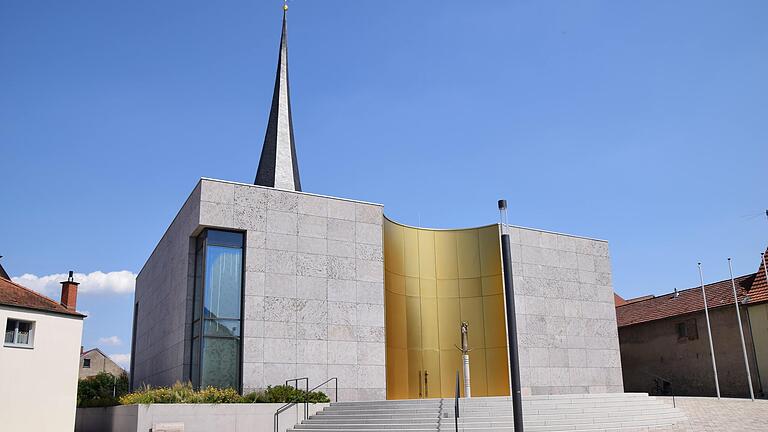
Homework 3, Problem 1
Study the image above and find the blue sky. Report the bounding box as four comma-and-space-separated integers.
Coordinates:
1, 1, 767, 368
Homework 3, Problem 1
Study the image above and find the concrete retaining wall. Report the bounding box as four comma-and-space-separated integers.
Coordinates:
75, 403, 329, 432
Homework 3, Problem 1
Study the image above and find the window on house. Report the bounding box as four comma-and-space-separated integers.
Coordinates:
83, 358, 91, 368
676, 318, 698, 342
4, 319, 35, 348
685, 318, 699, 340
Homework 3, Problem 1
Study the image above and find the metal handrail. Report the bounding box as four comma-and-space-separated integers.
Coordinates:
308, 377, 338, 402
454, 370, 460, 432
285, 377, 309, 421
273, 377, 338, 432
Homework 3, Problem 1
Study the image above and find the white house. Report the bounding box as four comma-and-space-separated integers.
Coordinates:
1, 271, 85, 432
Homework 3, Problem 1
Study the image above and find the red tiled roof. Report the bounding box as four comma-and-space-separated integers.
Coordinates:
0, 277, 84, 317
614, 293, 627, 306
750, 253, 768, 304
616, 273, 756, 328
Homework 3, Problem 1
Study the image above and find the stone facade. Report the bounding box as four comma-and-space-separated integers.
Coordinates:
506, 226, 624, 395
132, 177, 622, 400
132, 178, 386, 400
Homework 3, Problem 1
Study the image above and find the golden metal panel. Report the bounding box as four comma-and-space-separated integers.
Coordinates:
403, 227, 420, 278
386, 272, 405, 296
418, 230, 436, 279
385, 288, 407, 349
386, 348, 408, 399
439, 349, 463, 397
405, 277, 420, 297
422, 349, 442, 397
405, 296, 422, 350
384, 221, 404, 275
420, 297, 439, 350
407, 349, 423, 398
437, 279, 459, 298
479, 225, 502, 277
460, 296, 487, 349
383, 217, 509, 399
486, 347, 512, 396
434, 231, 458, 280
420, 278, 436, 298
459, 277, 483, 298
482, 275, 503, 296
437, 298, 461, 348
483, 294, 508, 349
456, 230, 481, 279
468, 348, 488, 396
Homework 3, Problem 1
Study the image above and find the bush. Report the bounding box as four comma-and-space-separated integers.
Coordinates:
118, 382, 330, 405
77, 372, 129, 408
244, 385, 330, 404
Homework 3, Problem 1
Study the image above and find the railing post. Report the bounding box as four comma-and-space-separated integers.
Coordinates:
455, 370, 460, 432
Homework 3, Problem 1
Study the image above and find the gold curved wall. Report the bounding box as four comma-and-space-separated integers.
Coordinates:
384, 218, 510, 399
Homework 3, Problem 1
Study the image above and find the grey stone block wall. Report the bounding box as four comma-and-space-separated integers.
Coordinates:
133, 178, 386, 400
506, 226, 623, 395
133, 182, 201, 389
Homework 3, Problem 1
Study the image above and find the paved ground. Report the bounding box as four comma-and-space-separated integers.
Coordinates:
657, 396, 768, 431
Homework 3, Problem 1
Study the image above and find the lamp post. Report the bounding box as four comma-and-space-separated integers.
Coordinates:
498, 199, 524, 432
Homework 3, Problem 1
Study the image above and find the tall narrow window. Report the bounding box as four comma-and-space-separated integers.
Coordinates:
191, 230, 244, 390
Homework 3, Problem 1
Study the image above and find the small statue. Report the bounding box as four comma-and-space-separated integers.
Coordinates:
460, 321, 470, 354
457, 321, 472, 397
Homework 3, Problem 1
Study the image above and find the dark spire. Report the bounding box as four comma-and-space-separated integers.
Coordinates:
254, 4, 301, 191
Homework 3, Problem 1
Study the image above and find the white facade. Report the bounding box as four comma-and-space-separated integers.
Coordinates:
1, 305, 84, 432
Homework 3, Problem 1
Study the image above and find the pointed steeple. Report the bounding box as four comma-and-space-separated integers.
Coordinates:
255, 4, 302, 191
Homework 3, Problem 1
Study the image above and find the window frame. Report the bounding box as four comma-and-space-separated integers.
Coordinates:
4, 318, 36, 349
189, 229, 245, 392
83, 358, 91, 368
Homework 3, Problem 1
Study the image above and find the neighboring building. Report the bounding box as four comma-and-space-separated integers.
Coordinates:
131, 8, 623, 401
80, 347, 127, 379
616, 251, 768, 399
1, 271, 85, 431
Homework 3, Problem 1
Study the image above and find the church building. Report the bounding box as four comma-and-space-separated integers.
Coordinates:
130, 6, 623, 401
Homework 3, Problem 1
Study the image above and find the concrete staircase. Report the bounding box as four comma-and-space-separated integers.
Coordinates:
288, 393, 687, 432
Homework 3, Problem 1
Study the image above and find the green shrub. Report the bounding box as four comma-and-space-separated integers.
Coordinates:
244, 385, 330, 403
118, 382, 330, 405
77, 372, 129, 408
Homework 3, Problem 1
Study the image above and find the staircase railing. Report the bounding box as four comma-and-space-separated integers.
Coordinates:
273, 377, 338, 432
454, 370, 460, 432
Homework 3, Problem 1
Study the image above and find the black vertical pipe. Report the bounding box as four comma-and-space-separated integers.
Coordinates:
455, 371, 460, 432
501, 232, 524, 432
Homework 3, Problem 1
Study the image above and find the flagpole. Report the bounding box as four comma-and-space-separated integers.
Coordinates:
728, 258, 755, 400
698, 262, 721, 399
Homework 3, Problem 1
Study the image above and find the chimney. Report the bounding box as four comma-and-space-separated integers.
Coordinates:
60, 271, 80, 311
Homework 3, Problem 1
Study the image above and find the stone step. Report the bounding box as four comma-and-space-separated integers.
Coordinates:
289, 393, 686, 432
307, 407, 682, 423
320, 403, 665, 416
330, 394, 652, 408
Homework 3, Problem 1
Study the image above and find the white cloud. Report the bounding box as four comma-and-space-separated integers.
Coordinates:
98, 336, 122, 346
110, 353, 131, 370
12, 271, 136, 297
